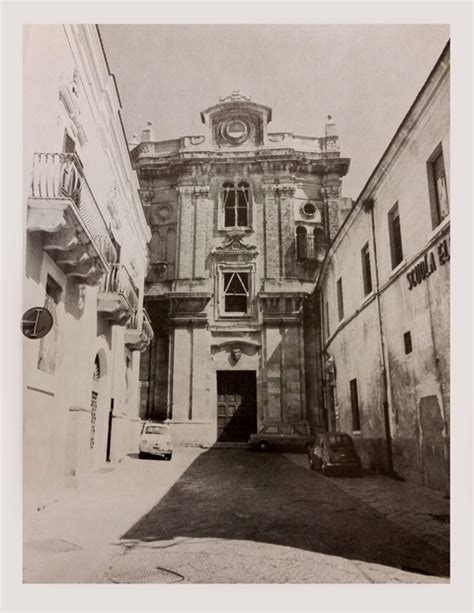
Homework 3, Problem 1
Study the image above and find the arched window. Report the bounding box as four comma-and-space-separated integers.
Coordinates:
296, 226, 307, 261
223, 181, 250, 227
313, 225, 326, 252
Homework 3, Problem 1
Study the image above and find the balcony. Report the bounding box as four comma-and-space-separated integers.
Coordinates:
125, 308, 154, 352
98, 264, 139, 325
27, 153, 117, 285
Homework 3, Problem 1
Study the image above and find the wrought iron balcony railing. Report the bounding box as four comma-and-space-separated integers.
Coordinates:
125, 308, 154, 351
28, 153, 117, 270
98, 264, 140, 324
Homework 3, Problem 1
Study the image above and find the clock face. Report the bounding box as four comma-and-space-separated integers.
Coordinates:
220, 118, 249, 144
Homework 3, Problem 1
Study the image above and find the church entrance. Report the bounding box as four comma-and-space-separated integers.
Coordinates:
216, 371, 257, 442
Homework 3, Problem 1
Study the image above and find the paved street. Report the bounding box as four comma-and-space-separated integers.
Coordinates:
24, 448, 450, 584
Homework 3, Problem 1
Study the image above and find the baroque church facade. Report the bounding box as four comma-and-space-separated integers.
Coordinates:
132, 92, 351, 445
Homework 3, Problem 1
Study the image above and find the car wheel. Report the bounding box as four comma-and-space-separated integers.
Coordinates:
321, 461, 329, 476
308, 454, 316, 471
258, 440, 268, 452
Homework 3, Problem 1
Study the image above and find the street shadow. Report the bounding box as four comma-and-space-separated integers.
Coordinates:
121, 448, 449, 577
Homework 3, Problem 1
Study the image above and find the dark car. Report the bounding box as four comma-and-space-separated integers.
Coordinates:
308, 432, 362, 476
249, 422, 314, 452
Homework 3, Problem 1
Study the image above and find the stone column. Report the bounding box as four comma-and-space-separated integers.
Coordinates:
170, 326, 192, 421
190, 326, 213, 422
278, 184, 296, 278
281, 323, 303, 423
262, 183, 280, 279
321, 179, 342, 241
263, 324, 282, 420
193, 186, 210, 279
176, 186, 195, 279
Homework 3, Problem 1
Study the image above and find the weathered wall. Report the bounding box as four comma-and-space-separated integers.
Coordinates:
23, 25, 150, 506
316, 46, 450, 490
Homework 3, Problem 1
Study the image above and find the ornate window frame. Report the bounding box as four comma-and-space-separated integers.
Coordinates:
218, 180, 254, 232
215, 262, 256, 319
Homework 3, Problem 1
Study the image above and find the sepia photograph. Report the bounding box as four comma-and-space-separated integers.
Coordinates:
2, 2, 473, 612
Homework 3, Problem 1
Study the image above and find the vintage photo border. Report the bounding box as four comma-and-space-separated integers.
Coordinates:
2, 1, 472, 612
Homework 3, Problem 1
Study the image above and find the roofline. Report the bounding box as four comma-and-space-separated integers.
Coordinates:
315, 38, 450, 290
354, 38, 450, 205
200, 101, 273, 124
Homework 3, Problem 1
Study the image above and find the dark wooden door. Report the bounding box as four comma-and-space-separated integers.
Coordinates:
217, 371, 257, 442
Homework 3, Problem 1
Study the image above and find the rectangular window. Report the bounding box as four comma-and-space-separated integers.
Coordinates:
388, 203, 403, 269
223, 181, 250, 228
336, 277, 344, 321
427, 145, 449, 228
325, 301, 330, 339
403, 331, 413, 355
63, 132, 76, 154
223, 271, 249, 314
350, 378, 361, 431
37, 275, 62, 374
361, 242, 373, 296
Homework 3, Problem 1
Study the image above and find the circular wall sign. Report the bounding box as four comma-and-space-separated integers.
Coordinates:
21, 307, 53, 339
220, 119, 249, 144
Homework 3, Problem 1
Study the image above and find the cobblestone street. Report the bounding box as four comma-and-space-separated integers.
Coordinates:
24, 448, 449, 584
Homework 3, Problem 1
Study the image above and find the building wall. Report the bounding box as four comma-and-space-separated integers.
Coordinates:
23, 25, 150, 507
316, 43, 450, 491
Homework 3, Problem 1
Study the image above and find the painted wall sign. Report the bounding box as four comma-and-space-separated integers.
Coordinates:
407, 236, 450, 290
21, 307, 53, 339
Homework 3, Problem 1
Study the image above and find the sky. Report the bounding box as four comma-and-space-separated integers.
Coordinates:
100, 24, 449, 199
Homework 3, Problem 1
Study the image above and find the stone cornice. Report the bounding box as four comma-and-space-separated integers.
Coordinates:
136, 153, 350, 180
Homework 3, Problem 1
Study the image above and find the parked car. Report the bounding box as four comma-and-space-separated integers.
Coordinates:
308, 432, 362, 476
249, 423, 314, 452
139, 421, 173, 460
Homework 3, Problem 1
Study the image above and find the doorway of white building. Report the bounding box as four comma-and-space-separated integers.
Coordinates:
216, 371, 257, 442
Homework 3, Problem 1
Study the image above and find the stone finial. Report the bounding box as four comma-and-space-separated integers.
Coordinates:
219, 90, 252, 104
325, 114, 336, 137
141, 120, 155, 142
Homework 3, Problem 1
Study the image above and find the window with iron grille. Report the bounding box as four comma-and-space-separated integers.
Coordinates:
427, 145, 449, 228
325, 300, 330, 339
222, 181, 250, 227
350, 378, 361, 431
388, 203, 403, 269
336, 277, 344, 321
361, 242, 373, 296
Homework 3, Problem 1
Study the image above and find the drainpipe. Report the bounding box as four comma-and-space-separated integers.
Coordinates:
363, 198, 395, 476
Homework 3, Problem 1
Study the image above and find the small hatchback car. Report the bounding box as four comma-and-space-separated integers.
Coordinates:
308, 432, 362, 476
139, 421, 173, 460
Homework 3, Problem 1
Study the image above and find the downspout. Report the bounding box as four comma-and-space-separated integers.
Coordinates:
363, 198, 395, 476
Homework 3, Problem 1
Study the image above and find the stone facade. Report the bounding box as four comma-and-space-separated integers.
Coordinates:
23, 25, 151, 507
132, 92, 350, 445
314, 43, 450, 492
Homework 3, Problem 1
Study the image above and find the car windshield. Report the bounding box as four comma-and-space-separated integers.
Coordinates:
328, 434, 353, 448
144, 425, 169, 435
